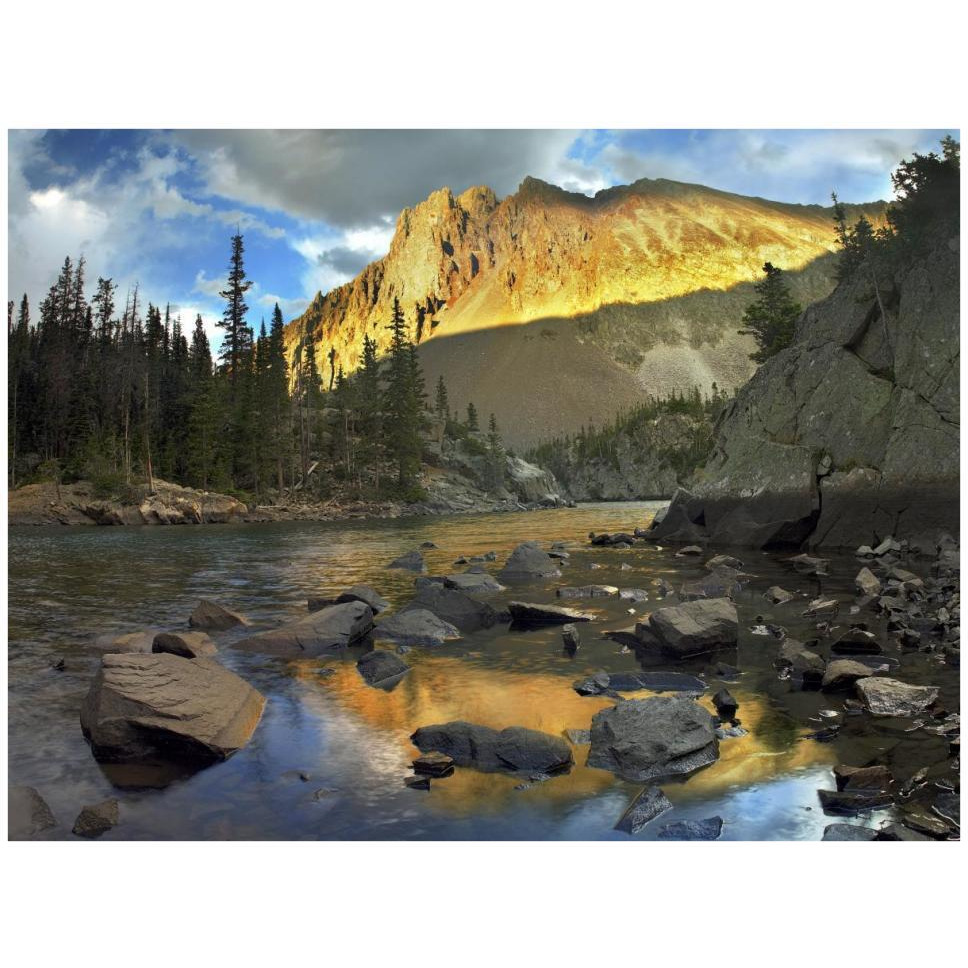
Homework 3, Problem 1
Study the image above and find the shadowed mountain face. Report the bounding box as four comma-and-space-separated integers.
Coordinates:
285, 176, 884, 446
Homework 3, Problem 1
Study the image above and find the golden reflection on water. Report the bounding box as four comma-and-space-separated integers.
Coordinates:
290, 655, 836, 816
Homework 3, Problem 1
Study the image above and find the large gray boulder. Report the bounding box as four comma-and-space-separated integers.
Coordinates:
587, 696, 719, 782
498, 541, 562, 580
410, 721, 573, 774
234, 601, 373, 657
374, 608, 460, 647
400, 583, 499, 632
443, 571, 505, 593
615, 786, 673, 834
855, 677, 940, 717
387, 551, 426, 573
152, 630, 218, 659
80, 652, 266, 763
635, 598, 738, 657
336, 585, 390, 614
8, 785, 57, 840
91, 629, 160, 653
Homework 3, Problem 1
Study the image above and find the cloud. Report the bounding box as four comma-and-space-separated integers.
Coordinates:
192, 269, 226, 298
170, 129, 586, 227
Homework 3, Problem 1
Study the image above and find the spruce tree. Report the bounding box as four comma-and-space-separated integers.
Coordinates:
383, 297, 425, 489
434, 375, 449, 422
466, 401, 479, 431
217, 232, 253, 388
738, 263, 802, 364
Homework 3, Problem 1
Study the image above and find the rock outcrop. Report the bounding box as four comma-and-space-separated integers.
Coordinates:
650, 233, 959, 550
234, 601, 373, 657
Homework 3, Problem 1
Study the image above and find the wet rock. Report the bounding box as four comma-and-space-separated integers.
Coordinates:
706, 555, 743, 571
830, 628, 883, 655
235, 601, 374, 657
556, 585, 618, 599
410, 722, 573, 774
401, 584, 498, 633
387, 550, 426, 573
498, 541, 562, 580
776, 639, 826, 685
873, 536, 902, 556
91, 629, 159, 654
357, 649, 409, 688
802, 598, 840, 618
587, 696, 719, 782
855, 567, 882, 597
306, 597, 338, 612
931, 791, 959, 827
565, 728, 591, 745
573, 671, 612, 696
336, 585, 390, 614
419, 541, 438, 549
614, 786, 673, 834
790, 554, 829, 576
8, 785, 57, 840
72, 798, 120, 838
635, 598, 738, 658
712, 662, 741, 680
833, 764, 892, 792
822, 659, 877, 691
443, 572, 506, 593
875, 823, 933, 841
657, 816, 724, 840
619, 588, 649, 602
818, 789, 893, 815
412, 752, 455, 777
712, 688, 738, 719
676, 545, 703, 557
375, 608, 460, 647
822, 823, 878, 841
765, 586, 795, 605
189, 599, 247, 631
561, 623, 581, 655
80, 652, 266, 763
152, 630, 218, 659
508, 601, 594, 627
404, 774, 431, 790
716, 726, 748, 739
897, 809, 951, 839
855, 677, 940, 717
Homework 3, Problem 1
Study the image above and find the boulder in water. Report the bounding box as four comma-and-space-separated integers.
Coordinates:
508, 601, 595, 627
498, 542, 562, 580
375, 608, 460, 647
587, 696, 719, 782
336, 585, 390, 614
189, 599, 248, 631
80, 652, 265, 763
72, 798, 120, 838
635, 598, 738, 657
357, 649, 409, 688
400, 583, 498, 632
410, 721, 573, 774
614, 786, 673, 834
234, 601, 373, 657
152, 630, 218, 659
855, 677, 939, 717
8, 786, 57, 840
387, 550, 426, 573
657, 816, 724, 841
443, 572, 506, 593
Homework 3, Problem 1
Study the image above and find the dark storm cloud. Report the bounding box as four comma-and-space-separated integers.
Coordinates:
170, 129, 589, 228
316, 244, 375, 277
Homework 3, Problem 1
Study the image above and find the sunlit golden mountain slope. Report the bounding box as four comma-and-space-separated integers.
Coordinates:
284, 176, 884, 446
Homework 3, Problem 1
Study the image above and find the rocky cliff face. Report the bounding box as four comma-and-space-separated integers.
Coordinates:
651, 233, 960, 550
286, 177, 883, 446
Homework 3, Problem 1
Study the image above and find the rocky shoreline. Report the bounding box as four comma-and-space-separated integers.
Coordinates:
10, 515, 959, 841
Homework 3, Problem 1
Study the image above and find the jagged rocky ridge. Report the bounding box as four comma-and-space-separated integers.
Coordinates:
651, 232, 959, 550
286, 177, 882, 447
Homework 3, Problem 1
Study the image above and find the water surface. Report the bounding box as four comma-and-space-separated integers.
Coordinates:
8, 502, 951, 840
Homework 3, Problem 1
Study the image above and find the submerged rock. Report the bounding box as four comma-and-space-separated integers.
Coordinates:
657, 816, 724, 841
8, 785, 57, 840
80, 653, 265, 763
357, 649, 409, 688
400, 583, 498, 633
189, 599, 247, 631
765, 586, 795, 605
855, 677, 939, 717
822, 823, 878, 841
712, 688, 738, 719
375, 608, 461, 647
614, 786, 673, 834
587, 696, 719, 782
72, 798, 120, 838
152, 630, 218, 659
235, 601, 373, 657
508, 601, 594, 627
410, 721, 573, 774
498, 542, 562, 580
387, 550, 426, 573
561, 623, 581, 655
822, 659, 875, 691
776, 639, 826, 686
556, 585, 619, 599
818, 789, 893, 815
635, 598, 738, 658
412, 752, 455, 777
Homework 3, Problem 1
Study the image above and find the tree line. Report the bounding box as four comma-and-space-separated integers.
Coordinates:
6, 232, 495, 503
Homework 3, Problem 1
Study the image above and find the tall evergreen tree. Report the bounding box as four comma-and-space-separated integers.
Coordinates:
738, 263, 802, 364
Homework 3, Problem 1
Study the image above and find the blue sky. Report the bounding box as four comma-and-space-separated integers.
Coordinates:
8, 128, 953, 345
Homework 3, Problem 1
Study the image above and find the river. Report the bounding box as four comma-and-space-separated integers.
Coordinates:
7, 501, 953, 840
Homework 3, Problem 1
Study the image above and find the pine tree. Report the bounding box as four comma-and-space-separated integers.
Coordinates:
738, 263, 802, 364
485, 413, 505, 490
383, 298, 425, 489
267, 304, 291, 495
466, 401, 479, 431
187, 315, 221, 489
217, 232, 253, 388
434, 375, 449, 422
356, 333, 384, 490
